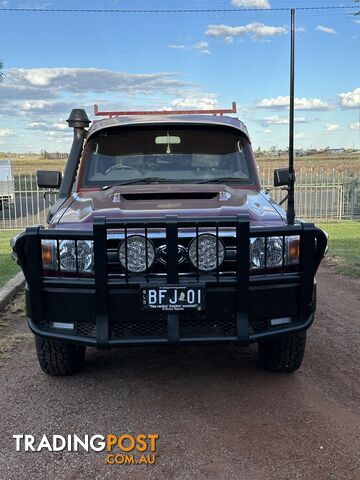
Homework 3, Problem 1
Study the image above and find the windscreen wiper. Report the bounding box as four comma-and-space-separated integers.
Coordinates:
100, 177, 181, 190
196, 177, 251, 184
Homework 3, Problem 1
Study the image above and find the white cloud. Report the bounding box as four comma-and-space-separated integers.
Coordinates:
264, 115, 288, 125
350, 121, 360, 130
169, 94, 219, 110
46, 131, 67, 138
0, 67, 202, 121
353, 19, 360, 25
206, 22, 287, 41
6, 68, 192, 95
325, 123, 340, 132
295, 132, 310, 140
0, 128, 16, 137
169, 41, 211, 54
231, 0, 270, 8
52, 121, 67, 130
316, 25, 336, 35
192, 41, 211, 54
296, 27, 306, 33
263, 128, 272, 133
168, 44, 185, 49
193, 41, 209, 50
256, 95, 332, 111
339, 87, 360, 109
28, 122, 47, 129
21, 101, 49, 111
28, 120, 68, 131
261, 115, 307, 126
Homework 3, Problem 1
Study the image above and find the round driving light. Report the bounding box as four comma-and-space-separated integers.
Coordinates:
119, 235, 155, 273
188, 234, 225, 271
250, 237, 265, 270
77, 240, 94, 272
266, 236, 283, 267
59, 240, 77, 271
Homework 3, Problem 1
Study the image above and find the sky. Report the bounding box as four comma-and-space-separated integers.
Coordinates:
0, 0, 359, 153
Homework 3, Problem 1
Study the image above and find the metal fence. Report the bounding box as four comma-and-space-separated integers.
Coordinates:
260, 167, 360, 221
0, 169, 359, 230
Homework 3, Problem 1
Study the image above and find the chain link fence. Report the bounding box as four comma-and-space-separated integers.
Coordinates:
0, 168, 359, 230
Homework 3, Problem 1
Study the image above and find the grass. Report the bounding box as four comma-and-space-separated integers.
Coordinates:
317, 221, 360, 278
0, 153, 66, 175
0, 229, 22, 288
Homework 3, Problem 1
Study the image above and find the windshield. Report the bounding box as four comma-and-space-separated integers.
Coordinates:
81, 125, 254, 188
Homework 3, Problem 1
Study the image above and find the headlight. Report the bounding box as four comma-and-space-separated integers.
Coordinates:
250, 235, 300, 270
59, 240, 94, 273
77, 240, 94, 272
119, 235, 155, 273
266, 236, 283, 267
188, 234, 225, 271
250, 237, 265, 270
41, 239, 94, 273
59, 240, 76, 271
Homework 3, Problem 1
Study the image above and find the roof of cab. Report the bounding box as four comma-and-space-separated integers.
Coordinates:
87, 114, 250, 140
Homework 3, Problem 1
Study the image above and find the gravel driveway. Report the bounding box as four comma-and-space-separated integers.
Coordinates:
0, 265, 359, 480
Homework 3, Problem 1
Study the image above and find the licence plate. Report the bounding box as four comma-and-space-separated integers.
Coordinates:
141, 286, 205, 311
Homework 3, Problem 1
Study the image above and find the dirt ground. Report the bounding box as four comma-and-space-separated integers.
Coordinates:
0, 265, 359, 480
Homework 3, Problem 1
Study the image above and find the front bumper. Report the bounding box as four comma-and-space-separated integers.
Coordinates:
17, 215, 326, 348
26, 277, 317, 347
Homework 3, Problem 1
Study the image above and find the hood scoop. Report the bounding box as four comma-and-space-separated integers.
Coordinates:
122, 191, 219, 201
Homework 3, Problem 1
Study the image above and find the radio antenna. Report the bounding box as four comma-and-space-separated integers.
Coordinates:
287, 8, 296, 225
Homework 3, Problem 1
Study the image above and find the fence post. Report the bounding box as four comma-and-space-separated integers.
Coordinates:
350, 178, 358, 221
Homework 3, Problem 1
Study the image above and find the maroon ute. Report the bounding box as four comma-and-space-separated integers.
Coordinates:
13, 106, 327, 375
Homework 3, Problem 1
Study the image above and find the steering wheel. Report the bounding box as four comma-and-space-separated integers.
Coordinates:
105, 164, 142, 175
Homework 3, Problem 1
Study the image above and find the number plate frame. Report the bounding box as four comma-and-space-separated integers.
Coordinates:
141, 285, 205, 312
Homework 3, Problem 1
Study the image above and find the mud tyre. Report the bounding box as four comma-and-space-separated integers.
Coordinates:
258, 332, 306, 373
35, 335, 86, 376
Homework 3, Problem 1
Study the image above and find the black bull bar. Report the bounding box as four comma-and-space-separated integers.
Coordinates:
15, 215, 327, 347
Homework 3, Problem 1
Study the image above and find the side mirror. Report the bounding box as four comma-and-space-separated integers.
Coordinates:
37, 170, 62, 189
274, 168, 291, 187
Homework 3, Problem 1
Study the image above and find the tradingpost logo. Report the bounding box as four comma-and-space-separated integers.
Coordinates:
13, 433, 159, 465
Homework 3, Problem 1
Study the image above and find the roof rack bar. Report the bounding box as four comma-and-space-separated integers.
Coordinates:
93, 102, 236, 118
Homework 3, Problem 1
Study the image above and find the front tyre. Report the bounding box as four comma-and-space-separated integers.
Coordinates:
35, 335, 86, 376
258, 332, 306, 373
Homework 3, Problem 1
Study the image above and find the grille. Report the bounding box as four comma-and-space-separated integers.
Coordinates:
180, 317, 236, 337
75, 317, 237, 339
110, 318, 167, 339
76, 321, 96, 337
106, 228, 238, 278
